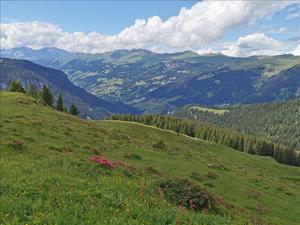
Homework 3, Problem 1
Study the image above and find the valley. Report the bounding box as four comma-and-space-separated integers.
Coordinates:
1, 47, 299, 113
0, 58, 137, 119
1, 1, 300, 224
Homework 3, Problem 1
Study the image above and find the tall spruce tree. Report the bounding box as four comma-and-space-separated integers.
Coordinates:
56, 94, 64, 111
40, 85, 53, 106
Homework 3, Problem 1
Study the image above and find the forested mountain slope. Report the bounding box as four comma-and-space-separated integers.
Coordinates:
246, 64, 300, 103
1, 92, 300, 225
0, 58, 137, 118
1, 47, 299, 113
174, 99, 300, 150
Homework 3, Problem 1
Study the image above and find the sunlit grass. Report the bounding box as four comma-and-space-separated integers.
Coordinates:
1, 92, 299, 225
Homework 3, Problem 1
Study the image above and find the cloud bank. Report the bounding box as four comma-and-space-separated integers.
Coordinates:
1, 0, 299, 56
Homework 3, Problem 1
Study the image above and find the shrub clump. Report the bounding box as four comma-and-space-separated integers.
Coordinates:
11, 139, 26, 151
152, 140, 166, 149
157, 178, 220, 213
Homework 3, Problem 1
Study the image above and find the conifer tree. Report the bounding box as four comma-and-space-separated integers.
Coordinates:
56, 94, 64, 111
69, 104, 78, 115
40, 84, 53, 106
63, 106, 68, 113
9, 80, 25, 93
28, 83, 38, 99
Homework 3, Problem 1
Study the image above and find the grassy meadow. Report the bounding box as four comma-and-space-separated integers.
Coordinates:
0, 92, 299, 225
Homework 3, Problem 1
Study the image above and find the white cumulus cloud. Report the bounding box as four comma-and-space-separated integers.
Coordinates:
221, 33, 284, 57
1, 1, 299, 54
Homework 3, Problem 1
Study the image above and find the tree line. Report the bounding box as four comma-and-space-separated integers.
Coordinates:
9, 80, 78, 115
109, 114, 300, 167
174, 101, 300, 151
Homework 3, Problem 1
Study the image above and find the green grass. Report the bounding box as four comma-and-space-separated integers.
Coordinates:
188, 106, 229, 115
1, 92, 300, 225
261, 59, 300, 77
229, 56, 300, 78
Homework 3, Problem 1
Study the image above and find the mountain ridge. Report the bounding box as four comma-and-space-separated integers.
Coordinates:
2, 46, 299, 58
0, 57, 138, 118
1, 47, 299, 113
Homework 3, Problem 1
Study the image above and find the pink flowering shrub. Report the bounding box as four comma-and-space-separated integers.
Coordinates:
90, 156, 114, 169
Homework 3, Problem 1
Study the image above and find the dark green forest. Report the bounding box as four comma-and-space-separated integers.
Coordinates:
174, 99, 300, 150
109, 114, 300, 167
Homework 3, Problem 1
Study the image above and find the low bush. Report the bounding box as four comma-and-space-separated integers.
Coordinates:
157, 178, 221, 213
11, 139, 26, 151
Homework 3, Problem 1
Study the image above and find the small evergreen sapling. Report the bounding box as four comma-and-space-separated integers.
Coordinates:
69, 104, 78, 115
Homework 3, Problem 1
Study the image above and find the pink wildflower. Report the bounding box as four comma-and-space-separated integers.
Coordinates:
90, 156, 114, 169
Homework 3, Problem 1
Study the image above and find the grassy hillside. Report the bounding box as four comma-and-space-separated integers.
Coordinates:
1, 92, 300, 225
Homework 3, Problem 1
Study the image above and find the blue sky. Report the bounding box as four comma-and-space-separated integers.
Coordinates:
1, 1, 197, 34
1, 1, 300, 56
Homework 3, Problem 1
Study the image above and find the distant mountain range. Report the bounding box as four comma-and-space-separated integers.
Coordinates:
1, 47, 300, 113
0, 57, 137, 118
